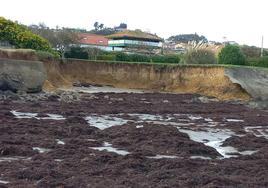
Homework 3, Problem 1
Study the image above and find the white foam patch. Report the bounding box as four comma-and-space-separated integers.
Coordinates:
11, 111, 65, 120
33, 147, 52, 153
90, 142, 130, 156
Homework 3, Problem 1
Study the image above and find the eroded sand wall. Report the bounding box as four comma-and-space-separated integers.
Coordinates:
55, 59, 250, 100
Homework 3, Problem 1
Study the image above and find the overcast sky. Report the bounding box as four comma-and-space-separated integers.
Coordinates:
1, 0, 268, 47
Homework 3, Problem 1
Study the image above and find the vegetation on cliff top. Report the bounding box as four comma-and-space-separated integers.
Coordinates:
0, 17, 56, 55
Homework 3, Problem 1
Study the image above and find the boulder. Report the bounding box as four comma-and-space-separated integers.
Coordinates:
0, 58, 46, 93
225, 67, 268, 101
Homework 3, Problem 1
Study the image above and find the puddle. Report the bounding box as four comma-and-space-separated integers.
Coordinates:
71, 86, 144, 94
85, 115, 128, 130
56, 139, 65, 145
33, 147, 52, 153
0, 156, 30, 162
226, 119, 244, 122
11, 111, 65, 120
0, 180, 9, 184
147, 155, 178, 159
55, 159, 63, 162
90, 142, 130, 156
245, 126, 268, 139
190, 156, 212, 160
128, 114, 168, 121
178, 128, 257, 158
136, 125, 144, 129
84, 113, 223, 130
41, 114, 66, 120
11, 110, 37, 119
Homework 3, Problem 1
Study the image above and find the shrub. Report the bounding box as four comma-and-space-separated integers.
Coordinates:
128, 54, 150, 62
152, 55, 181, 64
115, 52, 131, 61
246, 56, 268, 68
36, 50, 59, 61
97, 54, 116, 61
164, 55, 181, 64
0, 17, 54, 53
64, 47, 88, 59
184, 49, 216, 64
218, 45, 246, 65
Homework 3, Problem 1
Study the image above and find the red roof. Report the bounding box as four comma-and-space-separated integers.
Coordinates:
78, 33, 108, 46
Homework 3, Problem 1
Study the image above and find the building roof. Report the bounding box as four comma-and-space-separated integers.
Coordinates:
107, 30, 163, 42
77, 33, 108, 46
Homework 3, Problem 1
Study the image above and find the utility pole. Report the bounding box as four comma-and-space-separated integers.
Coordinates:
261, 36, 264, 57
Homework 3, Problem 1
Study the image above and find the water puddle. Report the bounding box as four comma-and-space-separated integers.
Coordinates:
0, 180, 9, 184
85, 115, 128, 130
136, 125, 144, 129
245, 126, 268, 139
190, 156, 212, 160
33, 147, 52, 153
11, 111, 37, 119
84, 113, 220, 130
56, 139, 65, 145
90, 142, 130, 156
226, 119, 244, 122
147, 155, 179, 159
71, 86, 144, 94
178, 128, 257, 158
55, 159, 63, 162
11, 111, 65, 120
0, 156, 30, 162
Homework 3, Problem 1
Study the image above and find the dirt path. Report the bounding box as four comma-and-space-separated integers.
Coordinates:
0, 93, 268, 187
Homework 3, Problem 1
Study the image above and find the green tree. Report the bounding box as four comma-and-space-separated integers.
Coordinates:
218, 45, 246, 65
0, 17, 54, 53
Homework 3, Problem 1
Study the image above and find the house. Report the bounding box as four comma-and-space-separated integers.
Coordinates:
76, 33, 114, 51
107, 30, 163, 53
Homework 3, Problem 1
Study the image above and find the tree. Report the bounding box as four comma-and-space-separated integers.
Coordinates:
0, 17, 54, 53
28, 24, 79, 57
168, 34, 208, 44
94, 22, 99, 30
99, 23, 104, 30
118, 23, 127, 29
218, 45, 246, 65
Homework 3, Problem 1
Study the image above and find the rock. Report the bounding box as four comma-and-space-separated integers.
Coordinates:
0, 58, 46, 93
225, 67, 268, 101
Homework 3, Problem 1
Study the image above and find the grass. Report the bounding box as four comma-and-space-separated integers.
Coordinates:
63, 58, 268, 71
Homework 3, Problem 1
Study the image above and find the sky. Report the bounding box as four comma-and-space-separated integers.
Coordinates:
1, 0, 268, 47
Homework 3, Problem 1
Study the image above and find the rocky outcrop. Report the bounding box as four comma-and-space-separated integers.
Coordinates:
225, 67, 268, 101
225, 67, 268, 109
0, 58, 46, 93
